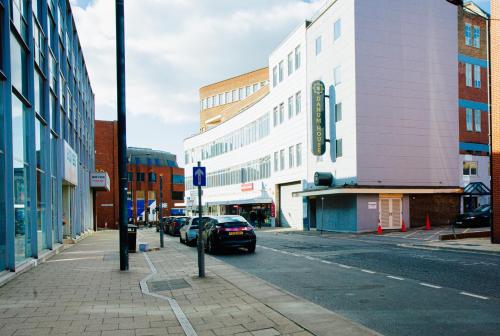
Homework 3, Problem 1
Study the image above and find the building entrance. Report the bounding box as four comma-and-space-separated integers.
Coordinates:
379, 196, 402, 229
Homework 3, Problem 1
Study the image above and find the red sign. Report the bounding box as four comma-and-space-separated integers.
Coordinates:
241, 183, 254, 192
270, 202, 276, 218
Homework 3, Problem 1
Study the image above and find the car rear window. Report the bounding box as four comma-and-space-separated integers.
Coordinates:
218, 221, 249, 228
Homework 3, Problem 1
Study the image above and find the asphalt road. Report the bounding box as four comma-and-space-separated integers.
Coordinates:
210, 231, 500, 336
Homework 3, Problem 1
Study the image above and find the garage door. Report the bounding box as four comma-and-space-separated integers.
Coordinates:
279, 183, 303, 229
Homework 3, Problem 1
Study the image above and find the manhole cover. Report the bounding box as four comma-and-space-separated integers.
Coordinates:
148, 279, 191, 292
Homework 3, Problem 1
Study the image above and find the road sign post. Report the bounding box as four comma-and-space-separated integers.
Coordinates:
193, 162, 206, 278
159, 175, 164, 248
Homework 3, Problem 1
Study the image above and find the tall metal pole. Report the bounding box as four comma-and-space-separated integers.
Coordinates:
116, 0, 128, 270
321, 196, 324, 235
197, 161, 205, 277
159, 175, 164, 248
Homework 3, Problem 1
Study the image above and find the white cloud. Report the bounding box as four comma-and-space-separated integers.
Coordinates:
71, 0, 323, 160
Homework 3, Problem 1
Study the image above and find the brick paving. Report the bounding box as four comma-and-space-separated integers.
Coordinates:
0, 230, 379, 336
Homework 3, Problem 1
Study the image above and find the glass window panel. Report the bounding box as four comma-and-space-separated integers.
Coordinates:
336, 139, 343, 158
295, 91, 301, 115
295, 45, 301, 70
474, 109, 481, 132
287, 52, 293, 75
10, 33, 28, 97
296, 143, 302, 166
334, 19, 341, 41
278, 61, 284, 82
335, 102, 342, 122
36, 118, 47, 250
280, 149, 284, 171
315, 36, 322, 55
466, 108, 473, 131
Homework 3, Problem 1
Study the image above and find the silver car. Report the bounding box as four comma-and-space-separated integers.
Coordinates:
179, 217, 210, 246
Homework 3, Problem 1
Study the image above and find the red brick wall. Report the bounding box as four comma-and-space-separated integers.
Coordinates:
491, 0, 500, 243
458, 107, 489, 145
94, 120, 119, 229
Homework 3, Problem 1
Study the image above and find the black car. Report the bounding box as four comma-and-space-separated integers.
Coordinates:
202, 215, 256, 254
455, 205, 491, 228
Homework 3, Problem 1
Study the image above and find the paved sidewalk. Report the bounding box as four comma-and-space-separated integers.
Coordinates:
0, 230, 380, 336
406, 237, 500, 254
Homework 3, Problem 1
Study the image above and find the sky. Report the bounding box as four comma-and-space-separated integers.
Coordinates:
70, 0, 491, 167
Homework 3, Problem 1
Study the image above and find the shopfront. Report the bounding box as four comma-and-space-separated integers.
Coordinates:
62, 142, 78, 239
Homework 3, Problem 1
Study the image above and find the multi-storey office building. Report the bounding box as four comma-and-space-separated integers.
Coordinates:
184, 0, 463, 232
458, 2, 491, 210
0, 0, 95, 271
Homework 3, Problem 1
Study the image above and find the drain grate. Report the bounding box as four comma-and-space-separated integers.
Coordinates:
148, 278, 191, 292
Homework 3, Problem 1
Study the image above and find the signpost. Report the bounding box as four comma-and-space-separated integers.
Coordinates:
311, 80, 326, 156
159, 175, 164, 248
193, 162, 206, 278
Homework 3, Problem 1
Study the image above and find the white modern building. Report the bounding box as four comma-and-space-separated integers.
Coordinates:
184, 0, 463, 232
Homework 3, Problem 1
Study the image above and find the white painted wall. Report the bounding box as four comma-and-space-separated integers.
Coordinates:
354, 0, 459, 187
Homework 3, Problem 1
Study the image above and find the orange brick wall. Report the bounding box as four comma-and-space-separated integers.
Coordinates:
492, 0, 500, 243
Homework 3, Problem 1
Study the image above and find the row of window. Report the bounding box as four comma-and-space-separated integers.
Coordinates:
273, 143, 302, 172
272, 45, 301, 88
128, 172, 185, 184
315, 18, 342, 56
185, 155, 272, 190
128, 190, 185, 201
272, 91, 302, 127
201, 80, 268, 110
464, 23, 481, 48
465, 63, 481, 88
185, 113, 270, 164
465, 108, 482, 133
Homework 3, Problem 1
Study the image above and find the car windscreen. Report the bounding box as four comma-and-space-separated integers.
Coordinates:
191, 217, 210, 229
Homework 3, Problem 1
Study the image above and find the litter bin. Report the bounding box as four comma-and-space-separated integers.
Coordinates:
128, 224, 137, 252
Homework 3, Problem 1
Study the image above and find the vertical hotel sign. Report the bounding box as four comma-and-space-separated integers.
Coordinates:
311, 80, 326, 156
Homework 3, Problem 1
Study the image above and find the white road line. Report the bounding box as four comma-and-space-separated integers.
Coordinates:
387, 275, 404, 281
269, 248, 278, 252
463, 228, 470, 234
460, 292, 489, 300
290, 253, 301, 257
320, 260, 332, 264
337, 264, 352, 269
419, 282, 442, 289
305, 256, 316, 260
361, 269, 376, 274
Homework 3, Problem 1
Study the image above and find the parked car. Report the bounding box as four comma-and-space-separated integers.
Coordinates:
202, 215, 256, 254
179, 217, 209, 246
168, 216, 189, 236
156, 217, 169, 232
455, 205, 491, 228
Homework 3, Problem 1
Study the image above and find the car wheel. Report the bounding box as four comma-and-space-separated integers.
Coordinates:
247, 243, 256, 253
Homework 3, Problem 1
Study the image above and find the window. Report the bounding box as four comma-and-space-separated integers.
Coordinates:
335, 103, 342, 122
288, 96, 294, 119
220, 93, 225, 105
295, 45, 301, 70
295, 91, 301, 115
214, 94, 219, 106
232, 89, 237, 102
279, 103, 284, 124
225, 92, 231, 104
465, 63, 472, 87
334, 19, 341, 41
463, 161, 477, 176
273, 107, 278, 127
296, 143, 302, 166
315, 36, 322, 55
128, 172, 133, 181
474, 109, 481, 132
239, 87, 245, 100
274, 151, 278, 172
279, 149, 285, 170
34, 70, 44, 117
278, 61, 284, 82
335, 139, 343, 158
334, 66, 342, 85
207, 96, 213, 108
253, 83, 258, 93
466, 108, 473, 131
473, 26, 480, 48
474, 65, 481, 88
272, 66, 277, 87
10, 32, 28, 98
148, 172, 156, 183
287, 52, 293, 75
246, 85, 251, 97
465, 23, 472, 46
136, 172, 145, 182
172, 175, 184, 184
172, 191, 184, 200
289, 146, 295, 168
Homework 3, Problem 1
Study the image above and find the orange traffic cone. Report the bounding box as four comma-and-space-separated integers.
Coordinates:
425, 214, 431, 230
401, 219, 406, 232
377, 221, 383, 235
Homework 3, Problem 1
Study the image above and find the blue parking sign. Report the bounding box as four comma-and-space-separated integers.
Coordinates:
193, 166, 206, 187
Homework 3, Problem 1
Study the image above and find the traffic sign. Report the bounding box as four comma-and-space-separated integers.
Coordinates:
193, 166, 206, 186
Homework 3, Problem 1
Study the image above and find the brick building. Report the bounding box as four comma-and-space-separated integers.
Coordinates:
94, 120, 184, 229
457, 3, 491, 211
491, 0, 500, 243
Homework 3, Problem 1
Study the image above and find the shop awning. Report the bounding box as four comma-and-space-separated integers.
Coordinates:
206, 197, 273, 206
293, 186, 463, 197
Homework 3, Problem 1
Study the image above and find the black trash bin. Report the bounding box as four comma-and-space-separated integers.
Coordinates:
128, 224, 137, 253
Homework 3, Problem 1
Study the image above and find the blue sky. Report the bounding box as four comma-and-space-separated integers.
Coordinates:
70, 0, 491, 166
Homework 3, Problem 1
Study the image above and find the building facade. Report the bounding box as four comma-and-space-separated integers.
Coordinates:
491, 0, 500, 243
458, 2, 491, 211
93, 130, 185, 228
0, 0, 95, 271
184, 0, 463, 232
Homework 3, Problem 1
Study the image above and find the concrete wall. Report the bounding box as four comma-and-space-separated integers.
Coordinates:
354, 0, 459, 187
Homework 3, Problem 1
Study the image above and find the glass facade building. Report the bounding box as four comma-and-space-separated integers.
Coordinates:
0, 0, 95, 271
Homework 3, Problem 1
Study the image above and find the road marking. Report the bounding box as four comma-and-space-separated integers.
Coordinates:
463, 228, 470, 233
320, 260, 332, 264
387, 275, 404, 281
460, 292, 489, 300
290, 253, 301, 257
305, 256, 316, 260
361, 269, 376, 274
337, 264, 352, 269
269, 248, 278, 252
419, 282, 442, 289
